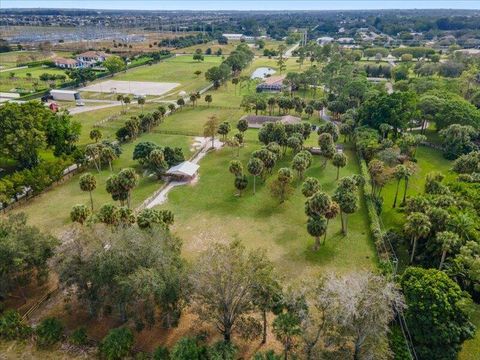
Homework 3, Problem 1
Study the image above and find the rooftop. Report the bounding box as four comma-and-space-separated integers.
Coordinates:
166, 161, 199, 178
241, 114, 301, 128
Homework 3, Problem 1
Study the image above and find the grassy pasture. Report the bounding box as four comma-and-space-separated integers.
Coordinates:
0, 65, 69, 92
112, 55, 223, 96
156, 131, 376, 280
12, 132, 193, 234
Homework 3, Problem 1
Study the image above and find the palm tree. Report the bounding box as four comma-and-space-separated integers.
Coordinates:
100, 146, 117, 172
234, 175, 248, 196
332, 152, 347, 180
324, 202, 340, 243
401, 163, 415, 206
228, 160, 243, 177
138, 97, 145, 113
449, 212, 476, 241
392, 164, 407, 208
232, 78, 239, 95
79, 173, 96, 211
203, 115, 219, 148
436, 231, 460, 270
404, 212, 431, 263
117, 94, 124, 112
247, 157, 264, 195
89, 128, 103, 143
205, 94, 212, 107
117, 168, 138, 208
307, 216, 327, 251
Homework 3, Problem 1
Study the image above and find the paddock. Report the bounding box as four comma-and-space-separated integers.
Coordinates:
79, 80, 180, 96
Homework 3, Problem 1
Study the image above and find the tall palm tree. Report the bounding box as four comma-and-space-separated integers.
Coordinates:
404, 212, 431, 264
401, 163, 415, 206
392, 164, 407, 208
436, 231, 460, 270
307, 216, 327, 251
79, 173, 96, 211
449, 212, 476, 242
324, 201, 340, 243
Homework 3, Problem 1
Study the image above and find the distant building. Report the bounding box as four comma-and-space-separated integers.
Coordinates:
222, 33, 255, 42
76, 51, 109, 68
455, 49, 480, 56
337, 37, 355, 44
241, 114, 301, 129
256, 75, 287, 93
53, 57, 77, 69
317, 36, 334, 45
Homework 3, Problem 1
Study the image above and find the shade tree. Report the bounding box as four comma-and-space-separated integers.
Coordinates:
0, 214, 58, 301
191, 241, 274, 343
58, 226, 187, 327
401, 267, 475, 360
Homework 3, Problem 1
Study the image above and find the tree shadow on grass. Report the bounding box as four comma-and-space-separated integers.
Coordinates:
303, 231, 347, 265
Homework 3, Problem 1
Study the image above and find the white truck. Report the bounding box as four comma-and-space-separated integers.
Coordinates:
50, 90, 84, 106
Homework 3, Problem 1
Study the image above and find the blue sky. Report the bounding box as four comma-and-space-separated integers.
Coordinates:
3, 1, 480, 11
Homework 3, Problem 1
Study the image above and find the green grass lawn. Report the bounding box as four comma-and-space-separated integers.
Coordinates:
13, 133, 194, 234
159, 106, 243, 134
154, 131, 376, 281
74, 102, 163, 145
112, 55, 223, 96
0, 65, 69, 92
381, 146, 453, 231
11, 101, 247, 233
460, 303, 480, 360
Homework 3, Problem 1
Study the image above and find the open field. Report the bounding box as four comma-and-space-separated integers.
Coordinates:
0, 65, 69, 92
11, 104, 246, 233
12, 132, 194, 234
80, 80, 180, 96
156, 132, 376, 280
159, 106, 243, 134
74, 102, 163, 145
111, 55, 223, 97
381, 146, 453, 231
0, 50, 73, 68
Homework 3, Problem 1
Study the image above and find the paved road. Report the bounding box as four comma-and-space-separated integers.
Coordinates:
68, 102, 121, 115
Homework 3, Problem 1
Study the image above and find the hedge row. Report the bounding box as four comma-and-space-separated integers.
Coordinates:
16, 59, 55, 67
356, 151, 389, 262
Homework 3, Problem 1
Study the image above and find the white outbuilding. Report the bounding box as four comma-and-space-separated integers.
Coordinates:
166, 161, 199, 179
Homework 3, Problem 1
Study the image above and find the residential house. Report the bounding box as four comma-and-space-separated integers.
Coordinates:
256, 75, 287, 93
53, 57, 77, 69
76, 51, 109, 68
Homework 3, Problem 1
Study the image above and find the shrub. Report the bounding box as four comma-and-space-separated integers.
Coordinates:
153, 346, 170, 360
35, 317, 64, 348
208, 341, 237, 360
99, 327, 134, 360
170, 337, 206, 360
69, 326, 88, 346
0, 310, 32, 340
